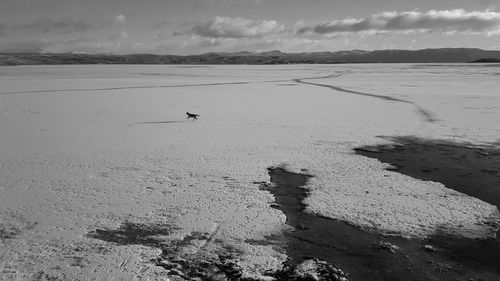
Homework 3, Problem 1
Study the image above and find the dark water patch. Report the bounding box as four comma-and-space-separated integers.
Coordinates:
354, 136, 500, 277
266, 166, 500, 281
87, 221, 177, 247
428, 230, 500, 276
354, 136, 500, 209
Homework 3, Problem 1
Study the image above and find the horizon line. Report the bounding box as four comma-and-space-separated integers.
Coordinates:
0, 47, 498, 56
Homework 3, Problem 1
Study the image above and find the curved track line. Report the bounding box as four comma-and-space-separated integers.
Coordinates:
0, 81, 251, 95
0, 74, 344, 96
0, 71, 437, 122
294, 75, 437, 123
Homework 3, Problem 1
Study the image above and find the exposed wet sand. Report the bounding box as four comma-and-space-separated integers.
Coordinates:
267, 154, 500, 281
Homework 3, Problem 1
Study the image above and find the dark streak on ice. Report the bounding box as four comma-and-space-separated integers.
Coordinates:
294, 75, 437, 123
0, 70, 437, 124
0, 81, 252, 95
0, 77, 326, 95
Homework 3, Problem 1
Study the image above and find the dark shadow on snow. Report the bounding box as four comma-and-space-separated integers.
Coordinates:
87, 221, 177, 247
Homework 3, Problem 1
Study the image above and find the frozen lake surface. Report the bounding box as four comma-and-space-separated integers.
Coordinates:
1, 64, 499, 280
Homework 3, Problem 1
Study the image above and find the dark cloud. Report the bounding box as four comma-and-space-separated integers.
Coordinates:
188, 16, 286, 38
152, 19, 192, 33
299, 9, 500, 35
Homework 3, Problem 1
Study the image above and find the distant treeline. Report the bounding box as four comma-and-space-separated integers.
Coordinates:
2, 48, 500, 65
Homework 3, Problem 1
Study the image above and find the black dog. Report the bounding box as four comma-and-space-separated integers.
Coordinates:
186, 112, 199, 120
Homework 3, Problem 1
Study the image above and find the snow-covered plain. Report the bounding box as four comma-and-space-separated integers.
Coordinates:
1, 64, 499, 280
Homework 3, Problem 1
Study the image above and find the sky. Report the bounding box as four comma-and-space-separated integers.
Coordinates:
1, 0, 500, 54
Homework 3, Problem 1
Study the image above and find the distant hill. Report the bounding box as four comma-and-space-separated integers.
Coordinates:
2, 48, 500, 65
470, 58, 500, 63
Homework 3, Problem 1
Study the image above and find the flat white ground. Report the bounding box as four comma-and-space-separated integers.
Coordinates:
1, 64, 499, 280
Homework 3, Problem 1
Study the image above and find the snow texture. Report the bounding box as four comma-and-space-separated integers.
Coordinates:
1, 64, 499, 279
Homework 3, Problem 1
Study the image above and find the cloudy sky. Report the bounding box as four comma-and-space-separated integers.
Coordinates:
1, 0, 500, 54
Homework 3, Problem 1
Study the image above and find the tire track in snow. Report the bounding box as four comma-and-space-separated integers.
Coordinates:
294, 74, 437, 123
0, 71, 437, 123
0, 81, 252, 95
0, 74, 335, 96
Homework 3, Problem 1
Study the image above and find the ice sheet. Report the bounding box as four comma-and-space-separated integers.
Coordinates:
1, 64, 499, 279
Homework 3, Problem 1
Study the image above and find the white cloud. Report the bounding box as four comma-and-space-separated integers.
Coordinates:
132, 42, 145, 50
150, 33, 346, 55
299, 9, 500, 36
109, 30, 128, 41
114, 14, 127, 25
188, 16, 286, 38
487, 29, 500, 35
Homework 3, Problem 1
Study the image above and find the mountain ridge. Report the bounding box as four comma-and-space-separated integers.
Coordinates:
1, 48, 500, 65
